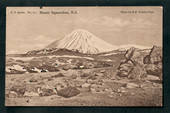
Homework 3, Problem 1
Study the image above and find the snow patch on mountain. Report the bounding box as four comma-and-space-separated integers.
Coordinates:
47, 29, 118, 54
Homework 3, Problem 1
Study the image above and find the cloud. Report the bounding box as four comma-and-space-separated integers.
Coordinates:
23, 35, 56, 49
7, 35, 56, 54
17, 35, 55, 44
7, 50, 19, 54
127, 18, 156, 29
92, 16, 130, 27
78, 16, 155, 30
79, 16, 129, 27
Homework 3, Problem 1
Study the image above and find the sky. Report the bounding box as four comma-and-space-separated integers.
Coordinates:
6, 7, 162, 54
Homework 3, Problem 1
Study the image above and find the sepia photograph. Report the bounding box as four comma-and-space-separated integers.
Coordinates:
5, 6, 162, 106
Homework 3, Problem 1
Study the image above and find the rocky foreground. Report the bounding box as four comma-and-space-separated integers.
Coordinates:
5, 46, 162, 106
5, 68, 162, 106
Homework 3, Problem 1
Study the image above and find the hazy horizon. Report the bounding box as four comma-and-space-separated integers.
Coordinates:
6, 7, 162, 54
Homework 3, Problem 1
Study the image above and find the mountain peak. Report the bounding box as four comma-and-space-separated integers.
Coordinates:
47, 29, 117, 54
73, 29, 89, 33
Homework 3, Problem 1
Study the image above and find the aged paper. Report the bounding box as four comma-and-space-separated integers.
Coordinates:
5, 7, 162, 106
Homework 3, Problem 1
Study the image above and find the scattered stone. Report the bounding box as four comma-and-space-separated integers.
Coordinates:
37, 81, 45, 85
147, 75, 160, 81
108, 95, 114, 98
90, 88, 96, 93
81, 83, 91, 88
80, 83, 91, 92
120, 87, 125, 90
8, 91, 18, 98
126, 83, 139, 89
88, 75, 97, 80
79, 65, 84, 69
41, 69, 48, 72
111, 77, 116, 80
86, 79, 93, 83
47, 78, 53, 81
96, 82, 104, 86
29, 78, 38, 82
100, 70, 106, 73
24, 91, 39, 97
55, 83, 67, 91
39, 88, 56, 96
95, 73, 103, 76
104, 88, 112, 92
131, 92, 135, 95
98, 79, 104, 83
95, 89, 100, 92
52, 73, 65, 78
63, 65, 70, 71
26, 99, 30, 103
111, 92, 115, 95
120, 90, 127, 93
119, 87, 127, 93
80, 73, 89, 78
117, 89, 121, 93
70, 74, 77, 79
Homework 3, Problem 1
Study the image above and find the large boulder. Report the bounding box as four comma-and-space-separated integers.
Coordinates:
56, 86, 80, 98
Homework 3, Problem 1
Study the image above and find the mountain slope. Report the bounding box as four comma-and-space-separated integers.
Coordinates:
47, 29, 118, 54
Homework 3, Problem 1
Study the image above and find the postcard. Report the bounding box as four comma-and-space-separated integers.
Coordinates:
5, 6, 162, 106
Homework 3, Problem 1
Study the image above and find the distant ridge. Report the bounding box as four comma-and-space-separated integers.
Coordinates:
118, 44, 152, 50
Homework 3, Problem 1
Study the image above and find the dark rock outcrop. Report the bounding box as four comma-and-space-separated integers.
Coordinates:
144, 46, 162, 64
117, 47, 147, 80
117, 60, 134, 77
125, 47, 144, 65
144, 46, 162, 80
117, 46, 162, 80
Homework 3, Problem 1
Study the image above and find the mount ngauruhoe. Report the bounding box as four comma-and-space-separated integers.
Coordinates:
22, 29, 151, 56
47, 29, 118, 54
